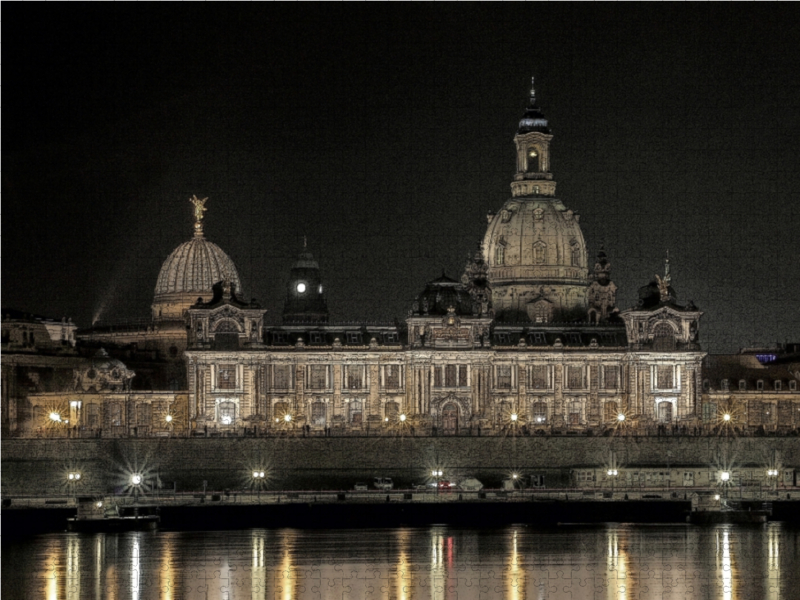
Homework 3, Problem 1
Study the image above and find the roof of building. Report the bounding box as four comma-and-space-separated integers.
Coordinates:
154, 233, 241, 298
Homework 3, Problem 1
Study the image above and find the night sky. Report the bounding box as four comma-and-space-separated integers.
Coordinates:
4, 5, 799, 353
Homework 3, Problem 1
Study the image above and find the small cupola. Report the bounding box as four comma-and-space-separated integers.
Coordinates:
511, 77, 556, 198
282, 238, 329, 324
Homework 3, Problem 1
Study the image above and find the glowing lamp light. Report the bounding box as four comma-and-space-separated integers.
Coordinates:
607, 469, 618, 477
165, 415, 173, 423
275, 418, 279, 422
68, 472, 81, 481
70, 401, 78, 408
510, 413, 518, 422
296, 283, 306, 293
253, 471, 259, 478
253, 471, 265, 479
767, 469, 779, 477
720, 471, 730, 482
384, 417, 389, 422
284, 414, 292, 422
49, 412, 61, 422
617, 413, 625, 422
399, 414, 407, 422
221, 415, 232, 425
723, 413, 731, 422
512, 473, 518, 479
96, 501, 103, 509
536, 416, 544, 423
259, 471, 265, 478
131, 474, 143, 486
714, 494, 720, 500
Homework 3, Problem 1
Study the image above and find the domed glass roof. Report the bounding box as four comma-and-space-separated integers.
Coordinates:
154, 235, 241, 297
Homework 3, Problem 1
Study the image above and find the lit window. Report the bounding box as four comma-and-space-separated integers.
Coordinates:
496, 365, 512, 389
526, 147, 539, 172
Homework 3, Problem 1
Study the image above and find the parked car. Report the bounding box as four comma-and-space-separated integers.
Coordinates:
457, 477, 483, 491
437, 480, 453, 490
353, 482, 369, 491
373, 477, 394, 490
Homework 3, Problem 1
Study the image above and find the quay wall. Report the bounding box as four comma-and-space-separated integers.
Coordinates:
2, 436, 798, 496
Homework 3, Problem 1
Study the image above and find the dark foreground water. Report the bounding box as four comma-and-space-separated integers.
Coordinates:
3, 524, 798, 599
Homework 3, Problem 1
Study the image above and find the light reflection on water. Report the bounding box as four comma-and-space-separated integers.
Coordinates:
3, 524, 798, 599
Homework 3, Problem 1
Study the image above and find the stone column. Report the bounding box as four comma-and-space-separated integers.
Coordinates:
333, 362, 342, 420
369, 363, 380, 419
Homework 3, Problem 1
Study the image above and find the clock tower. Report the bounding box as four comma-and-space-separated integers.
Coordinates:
282, 240, 329, 324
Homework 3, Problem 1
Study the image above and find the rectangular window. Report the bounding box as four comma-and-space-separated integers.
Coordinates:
385, 365, 400, 389
137, 404, 151, 426
309, 365, 327, 390
346, 332, 362, 345
445, 365, 457, 387
88, 404, 100, 427
656, 366, 674, 390
496, 365, 512, 389
529, 365, 549, 389
567, 333, 581, 345
346, 366, 363, 390
434, 367, 442, 388
494, 333, 510, 345
702, 402, 717, 422
528, 332, 547, 345
272, 332, 288, 344
309, 332, 324, 345
108, 403, 122, 427
569, 400, 582, 425
775, 381, 782, 391
602, 366, 620, 390
567, 366, 585, 390
383, 332, 399, 344
458, 365, 468, 387
739, 380, 747, 391
274, 365, 291, 389
762, 404, 775, 424
217, 366, 237, 390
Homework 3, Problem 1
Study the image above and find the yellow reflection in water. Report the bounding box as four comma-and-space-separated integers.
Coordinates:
766, 525, 780, 600
506, 528, 525, 600
94, 535, 104, 600
606, 530, 628, 600
159, 535, 174, 600
716, 527, 735, 600
66, 535, 81, 600
278, 531, 294, 600
131, 535, 141, 600
395, 529, 411, 600
45, 543, 59, 600
252, 530, 266, 600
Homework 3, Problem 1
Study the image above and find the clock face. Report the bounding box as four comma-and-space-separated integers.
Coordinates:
296, 283, 306, 293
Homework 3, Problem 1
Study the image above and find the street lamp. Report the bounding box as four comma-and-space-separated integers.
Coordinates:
49, 412, 62, 423
399, 414, 406, 422
131, 473, 143, 503
617, 413, 625, 422
253, 470, 266, 501
723, 413, 731, 422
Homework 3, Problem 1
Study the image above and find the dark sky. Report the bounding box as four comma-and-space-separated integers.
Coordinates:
4, 5, 799, 353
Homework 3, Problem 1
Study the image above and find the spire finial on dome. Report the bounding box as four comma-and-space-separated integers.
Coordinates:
190, 195, 208, 237
529, 75, 536, 106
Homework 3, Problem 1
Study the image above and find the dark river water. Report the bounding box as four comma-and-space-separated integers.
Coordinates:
3, 524, 798, 599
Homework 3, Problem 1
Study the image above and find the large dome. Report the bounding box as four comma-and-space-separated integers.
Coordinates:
152, 234, 241, 321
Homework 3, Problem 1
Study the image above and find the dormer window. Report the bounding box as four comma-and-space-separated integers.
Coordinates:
721, 379, 729, 391
790, 380, 797, 391
775, 380, 782, 391
757, 380, 764, 391
526, 147, 540, 172
739, 380, 746, 391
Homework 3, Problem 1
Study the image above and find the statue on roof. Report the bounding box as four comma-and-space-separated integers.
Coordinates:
190, 195, 208, 223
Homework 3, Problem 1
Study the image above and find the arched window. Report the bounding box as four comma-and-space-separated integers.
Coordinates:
532, 402, 547, 424
495, 245, 505, 266
273, 401, 290, 423
311, 401, 326, 426
526, 147, 540, 172
108, 402, 123, 427
384, 400, 399, 422
652, 322, 676, 351
531, 300, 552, 324
349, 400, 363, 424
533, 241, 547, 264
218, 401, 236, 425
570, 243, 581, 267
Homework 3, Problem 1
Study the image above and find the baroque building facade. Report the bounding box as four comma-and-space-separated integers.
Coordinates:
12, 81, 800, 438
